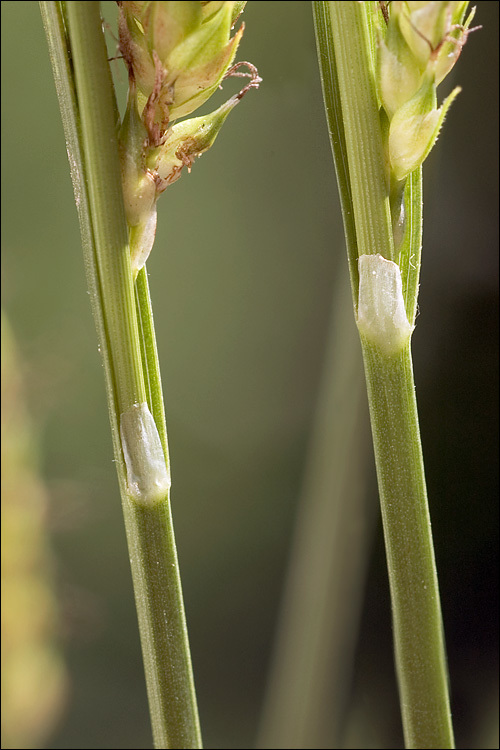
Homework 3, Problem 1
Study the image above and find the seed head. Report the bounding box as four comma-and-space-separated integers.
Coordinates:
119, 1, 247, 139
377, 2, 477, 182
375, 1, 478, 251
117, 1, 260, 276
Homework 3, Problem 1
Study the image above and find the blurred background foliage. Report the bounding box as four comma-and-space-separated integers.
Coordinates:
1, 313, 67, 749
1, 2, 498, 748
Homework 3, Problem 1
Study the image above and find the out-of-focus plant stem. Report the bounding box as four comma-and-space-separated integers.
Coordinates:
257, 266, 374, 749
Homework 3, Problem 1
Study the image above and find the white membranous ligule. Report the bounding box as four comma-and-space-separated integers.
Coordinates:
120, 402, 171, 505
356, 254, 413, 356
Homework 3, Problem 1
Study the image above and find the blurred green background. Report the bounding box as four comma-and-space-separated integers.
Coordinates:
1, 2, 498, 748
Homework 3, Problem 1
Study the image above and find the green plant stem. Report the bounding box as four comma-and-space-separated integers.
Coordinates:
324, 1, 394, 266
257, 269, 373, 749
41, 2, 201, 747
65, 0, 145, 414
313, 2, 453, 747
135, 267, 169, 461
361, 341, 453, 749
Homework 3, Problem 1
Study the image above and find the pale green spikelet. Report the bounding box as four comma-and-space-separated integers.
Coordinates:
376, 1, 478, 250
117, 1, 260, 276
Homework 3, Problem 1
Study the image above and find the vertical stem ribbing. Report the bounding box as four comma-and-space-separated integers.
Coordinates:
327, 1, 394, 264
65, 0, 145, 415
360, 342, 454, 748
313, 3, 454, 746
41, 3, 201, 746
